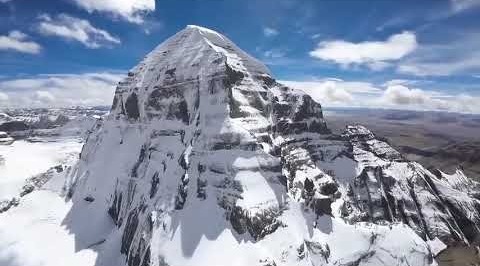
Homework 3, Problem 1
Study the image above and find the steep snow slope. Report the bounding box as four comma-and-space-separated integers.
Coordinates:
0, 139, 82, 202
0, 114, 98, 205
0, 170, 97, 266
3, 25, 480, 266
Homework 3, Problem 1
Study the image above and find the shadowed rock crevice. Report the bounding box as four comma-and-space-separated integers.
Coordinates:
125, 93, 140, 120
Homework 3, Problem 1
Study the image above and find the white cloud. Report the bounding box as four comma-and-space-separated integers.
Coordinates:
34, 91, 55, 103
398, 32, 480, 76
281, 78, 480, 114
382, 85, 430, 105
280, 79, 381, 105
73, 0, 155, 24
382, 79, 426, 87
7, 31, 26, 40
379, 85, 480, 113
398, 60, 479, 76
451, 0, 480, 13
263, 49, 286, 59
365, 61, 393, 71
38, 14, 120, 49
310, 31, 417, 70
263, 27, 279, 37
0, 72, 124, 108
0, 92, 8, 101
0, 31, 41, 54
398, 52, 480, 76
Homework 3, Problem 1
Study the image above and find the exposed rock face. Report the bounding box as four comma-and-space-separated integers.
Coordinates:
340, 125, 480, 244
65, 25, 480, 266
0, 121, 29, 132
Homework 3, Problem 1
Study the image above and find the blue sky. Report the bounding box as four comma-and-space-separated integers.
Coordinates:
0, 0, 479, 113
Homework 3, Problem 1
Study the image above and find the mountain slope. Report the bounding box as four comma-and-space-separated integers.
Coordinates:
54, 26, 480, 266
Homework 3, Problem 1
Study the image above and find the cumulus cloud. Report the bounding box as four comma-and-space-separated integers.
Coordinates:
37, 14, 120, 49
280, 79, 382, 105
0, 31, 41, 54
0, 72, 124, 108
281, 78, 480, 114
382, 85, 430, 105
73, 0, 155, 24
379, 85, 480, 113
263, 27, 279, 37
34, 91, 55, 103
310, 31, 417, 70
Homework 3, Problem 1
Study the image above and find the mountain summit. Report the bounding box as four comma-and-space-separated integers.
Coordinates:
65, 26, 480, 266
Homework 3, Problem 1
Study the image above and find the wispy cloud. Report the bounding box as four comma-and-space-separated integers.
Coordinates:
263, 48, 287, 59
0, 31, 41, 54
256, 46, 296, 66
37, 14, 121, 49
450, 0, 480, 13
72, 0, 155, 24
0, 72, 124, 107
310, 31, 417, 71
398, 31, 480, 76
376, 1, 479, 33
263, 27, 279, 37
376, 16, 411, 32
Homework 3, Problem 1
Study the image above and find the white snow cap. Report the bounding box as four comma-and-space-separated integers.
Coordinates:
135, 24, 271, 80
183, 24, 271, 74
185, 24, 225, 36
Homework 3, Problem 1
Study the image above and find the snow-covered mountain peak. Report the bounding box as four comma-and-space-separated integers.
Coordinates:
185, 24, 225, 37
180, 25, 271, 75
109, 25, 276, 122
62, 26, 480, 266
130, 24, 270, 84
